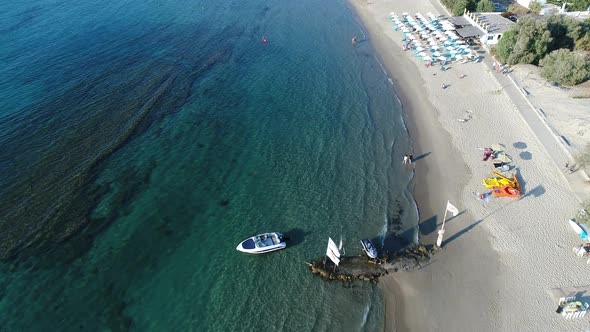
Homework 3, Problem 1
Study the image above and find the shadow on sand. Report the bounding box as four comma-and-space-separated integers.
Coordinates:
442, 197, 524, 247
419, 209, 467, 236
413, 152, 431, 163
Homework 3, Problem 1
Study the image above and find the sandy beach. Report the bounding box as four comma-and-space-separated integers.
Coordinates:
348, 0, 590, 331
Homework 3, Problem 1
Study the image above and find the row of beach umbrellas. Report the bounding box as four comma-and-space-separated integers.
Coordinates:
390, 12, 476, 64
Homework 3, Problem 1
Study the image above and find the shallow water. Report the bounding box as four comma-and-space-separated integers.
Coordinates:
0, 0, 416, 330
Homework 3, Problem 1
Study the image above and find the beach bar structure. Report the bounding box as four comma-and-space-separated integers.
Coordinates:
450, 10, 515, 46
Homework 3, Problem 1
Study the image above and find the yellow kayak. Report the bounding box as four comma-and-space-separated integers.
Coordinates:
483, 177, 513, 188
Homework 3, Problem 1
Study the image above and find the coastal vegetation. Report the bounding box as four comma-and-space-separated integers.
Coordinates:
494, 15, 590, 85
476, 0, 495, 12
545, 0, 590, 12
441, 0, 497, 16
529, 1, 542, 14
539, 49, 590, 85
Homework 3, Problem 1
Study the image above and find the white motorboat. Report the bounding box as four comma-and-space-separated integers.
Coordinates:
236, 232, 286, 254
360, 239, 378, 259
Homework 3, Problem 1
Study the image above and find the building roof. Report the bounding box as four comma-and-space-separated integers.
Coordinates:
448, 16, 471, 26
472, 13, 515, 34
449, 16, 472, 26
456, 26, 485, 38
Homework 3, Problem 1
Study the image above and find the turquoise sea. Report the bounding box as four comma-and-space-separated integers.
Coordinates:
0, 0, 417, 330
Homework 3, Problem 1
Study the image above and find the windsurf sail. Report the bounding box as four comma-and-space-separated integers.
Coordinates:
326, 237, 341, 266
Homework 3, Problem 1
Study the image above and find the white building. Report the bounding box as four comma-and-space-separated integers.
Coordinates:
449, 11, 516, 46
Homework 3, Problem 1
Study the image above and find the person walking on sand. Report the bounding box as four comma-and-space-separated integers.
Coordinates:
408, 154, 413, 164
403, 155, 409, 164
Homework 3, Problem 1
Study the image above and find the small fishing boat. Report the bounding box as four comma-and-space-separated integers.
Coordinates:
360, 239, 378, 259
236, 232, 286, 254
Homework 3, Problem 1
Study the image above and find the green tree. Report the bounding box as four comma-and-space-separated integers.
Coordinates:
576, 34, 590, 51
529, 1, 542, 13
452, 0, 469, 16
546, 15, 581, 50
539, 49, 590, 85
476, 0, 495, 12
442, 0, 477, 15
495, 28, 518, 62
507, 17, 553, 65
565, 0, 590, 12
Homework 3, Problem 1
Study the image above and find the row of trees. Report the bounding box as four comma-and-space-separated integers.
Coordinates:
495, 15, 590, 85
441, 0, 495, 16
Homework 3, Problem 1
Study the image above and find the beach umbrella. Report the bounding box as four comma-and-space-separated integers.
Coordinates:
416, 46, 425, 52
433, 51, 441, 57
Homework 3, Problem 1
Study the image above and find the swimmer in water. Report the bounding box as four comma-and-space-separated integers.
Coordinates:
352, 36, 357, 45
262, 36, 267, 44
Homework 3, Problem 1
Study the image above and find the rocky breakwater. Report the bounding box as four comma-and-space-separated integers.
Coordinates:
307, 244, 433, 284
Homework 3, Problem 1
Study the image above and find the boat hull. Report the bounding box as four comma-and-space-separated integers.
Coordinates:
236, 232, 287, 254
360, 239, 378, 259
569, 219, 589, 240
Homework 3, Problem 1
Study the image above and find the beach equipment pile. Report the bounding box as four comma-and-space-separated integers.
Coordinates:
482, 171, 521, 198
388, 12, 477, 66
556, 296, 589, 319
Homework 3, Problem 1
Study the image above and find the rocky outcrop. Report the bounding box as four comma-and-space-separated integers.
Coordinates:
307, 244, 433, 284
